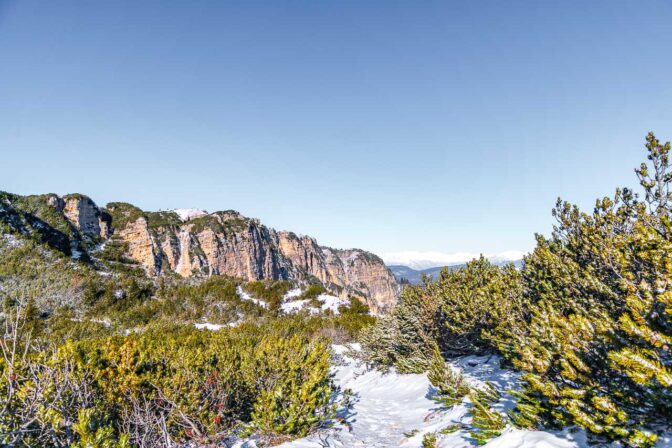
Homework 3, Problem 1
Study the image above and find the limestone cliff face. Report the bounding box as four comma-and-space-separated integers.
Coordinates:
328, 248, 399, 313
277, 233, 334, 284
61, 195, 110, 239
117, 216, 159, 276
149, 211, 292, 281
3, 193, 399, 312
118, 209, 398, 311
274, 232, 397, 312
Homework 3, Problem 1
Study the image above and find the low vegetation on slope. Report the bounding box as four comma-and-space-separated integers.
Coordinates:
361, 133, 672, 447
0, 272, 373, 447
0, 211, 374, 447
1, 314, 337, 447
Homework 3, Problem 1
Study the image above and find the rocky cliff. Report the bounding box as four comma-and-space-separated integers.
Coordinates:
0, 192, 399, 312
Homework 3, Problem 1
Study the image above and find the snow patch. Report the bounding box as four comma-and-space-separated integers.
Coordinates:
237, 285, 268, 309
281, 299, 312, 313
91, 318, 111, 328
318, 293, 348, 313
2, 233, 22, 247
172, 208, 208, 221
477, 429, 587, 448
284, 288, 304, 300
194, 322, 227, 331
280, 289, 349, 315
194, 314, 244, 331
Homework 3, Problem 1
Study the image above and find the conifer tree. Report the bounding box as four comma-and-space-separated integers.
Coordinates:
359, 284, 439, 373
360, 257, 525, 372
71, 409, 130, 448
427, 345, 470, 406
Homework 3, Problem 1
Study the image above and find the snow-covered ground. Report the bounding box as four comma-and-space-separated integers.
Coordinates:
281, 298, 312, 313
280, 289, 349, 315
237, 285, 269, 309
194, 312, 245, 330
284, 288, 304, 300
1, 233, 22, 247
188, 286, 671, 447
193, 286, 350, 330
234, 346, 591, 448
318, 294, 349, 313
230, 286, 350, 315
194, 322, 228, 331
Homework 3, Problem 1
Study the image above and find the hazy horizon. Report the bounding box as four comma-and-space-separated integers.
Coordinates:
2, 1, 671, 258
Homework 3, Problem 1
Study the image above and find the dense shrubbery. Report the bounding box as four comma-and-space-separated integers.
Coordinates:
103, 203, 146, 231
504, 133, 672, 445
359, 256, 524, 373
361, 133, 672, 446
296, 283, 327, 307
0, 219, 375, 446
0, 306, 336, 447
427, 346, 469, 406
242, 280, 293, 312
0, 236, 92, 313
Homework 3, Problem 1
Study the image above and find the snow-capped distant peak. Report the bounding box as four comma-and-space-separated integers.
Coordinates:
172, 208, 208, 221
382, 250, 526, 270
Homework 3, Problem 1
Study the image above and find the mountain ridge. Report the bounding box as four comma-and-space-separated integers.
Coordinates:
389, 259, 523, 284
0, 191, 398, 313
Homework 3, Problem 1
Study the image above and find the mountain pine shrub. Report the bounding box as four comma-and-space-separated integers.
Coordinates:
360, 257, 525, 372
428, 345, 470, 406
71, 409, 130, 448
0, 303, 337, 447
507, 133, 672, 446
360, 133, 671, 445
422, 431, 438, 448
430, 257, 525, 356
251, 335, 333, 437
469, 383, 506, 445
359, 284, 438, 373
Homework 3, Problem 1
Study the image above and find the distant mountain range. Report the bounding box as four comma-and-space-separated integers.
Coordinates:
382, 250, 525, 270
388, 259, 523, 284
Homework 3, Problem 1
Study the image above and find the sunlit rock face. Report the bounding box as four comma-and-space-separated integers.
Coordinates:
42, 195, 399, 313
62, 194, 110, 239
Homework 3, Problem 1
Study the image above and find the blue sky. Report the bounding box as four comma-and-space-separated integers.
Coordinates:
1, 1, 671, 263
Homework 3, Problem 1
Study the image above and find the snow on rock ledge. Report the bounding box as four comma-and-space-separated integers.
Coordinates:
171, 208, 208, 221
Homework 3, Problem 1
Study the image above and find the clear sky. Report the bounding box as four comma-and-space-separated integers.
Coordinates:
1, 1, 671, 263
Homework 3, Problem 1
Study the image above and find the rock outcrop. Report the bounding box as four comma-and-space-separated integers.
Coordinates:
62, 194, 110, 239
116, 216, 159, 276
276, 233, 397, 313
7, 194, 399, 312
